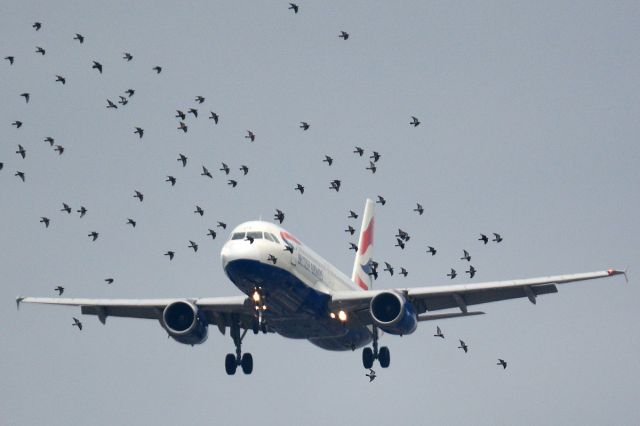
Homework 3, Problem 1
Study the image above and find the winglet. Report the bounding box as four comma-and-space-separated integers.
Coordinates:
623, 268, 629, 284
16, 296, 24, 310
607, 268, 628, 283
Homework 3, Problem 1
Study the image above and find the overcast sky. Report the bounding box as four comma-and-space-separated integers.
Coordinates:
1, 1, 639, 425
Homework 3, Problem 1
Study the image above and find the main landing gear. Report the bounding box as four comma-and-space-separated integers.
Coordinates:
362, 326, 390, 369
225, 320, 253, 375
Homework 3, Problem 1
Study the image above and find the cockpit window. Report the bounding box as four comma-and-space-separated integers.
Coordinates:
268, 233, 280, 243
264, 233, 275, 242
231, 232, 245, 240
246, 231, 263, 240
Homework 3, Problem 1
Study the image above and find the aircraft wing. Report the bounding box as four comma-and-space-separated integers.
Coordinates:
16, 296, 254, 330
329, 269, 626, 319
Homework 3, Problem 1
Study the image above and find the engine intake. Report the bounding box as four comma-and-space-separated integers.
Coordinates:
162, 301, 208, 345
370, 291, 417, 336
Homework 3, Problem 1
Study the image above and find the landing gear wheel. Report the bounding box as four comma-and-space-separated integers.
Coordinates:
378, 346, 390, 368
241, 353, 253, 375
225, 353, 237, 375
362, 347, 374, 369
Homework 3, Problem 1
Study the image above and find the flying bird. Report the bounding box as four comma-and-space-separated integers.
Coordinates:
339, 31, 349, 40
245, 235, 255, 244
35, 46, 46, 55
493, 233, 503, 243
126, 218, 136, 227
376, 195, 386, 205
125, 89, 135, 97
295, 184, 305, 194
239, 165, 249, 175
5, 56, 14, 65
123, 52, 133, 61
323, 155, 333, 166
345, 225, 355, 235
283, 244, 294, 254
20, 93, 30, 103
207, 229, 217, 239
16, 145, 26, 159
497, 359, 507, 369
72, 317, 82, 330
166, 176, 176, 186
61, 203, 71, 214
178, 121, 188, 133
77, 206, 87, 217
365, 369, 376, 382
458, 340, 468, 353
370, 151, 381, 162
15, 171, 25, 182
477, 234, 489, 245
88, 231, 99, 241
366, 161, 377, 173
395, 239, 405, 249
195, 96, 205, 103
152, 66, 162, 74
12, 121, 23, 128
44, 137, 54, 146
348, 210, 358, 219
466, 265, 477, 278
434, 326, 444, 339
228, 179, 238, 188
133, 190, 144, 202
188, 241, 198, 252
353, 146, 364, 156
188, 108, 198, 118
219, 163, 230, 175
194, 206, 204, 216
54, 286, 64, 295
177, 154, 187, 167
329, 180, 341, 192
245, 130, 255, 142
349, 243, 358, 251
274, 209, 285, 224
460, 250, 471, 262
40, 217, 50, 228
410, 116, 420, 127
396, 229, 410, 241
414, 203, 424, 215
118, 96, 128, 106
73, 33, 84, 43
209, 111, 219, 123
175, 110, 186, 120
55, 75, 66, 84
400, 267, 408, 277
383, 262, 394, 276
33, 22, 42, 31
134, 127, 144, 138
165, 251, 175, 260
106, 99, 117, 109
267, 254, 277, 264
201, 166, 213, 178
92, 60, 102, 73
288, 3, 299, 13
299, 122, 309, 130
426, 246, 437, 256
217, 222, 227, 229
104, 278, 114, 285
447, 268, 457, 279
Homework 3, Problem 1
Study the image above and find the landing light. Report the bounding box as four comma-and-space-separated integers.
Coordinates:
338, 310, 347, 322
252, 291, 261, 303
330, 312, 336, 319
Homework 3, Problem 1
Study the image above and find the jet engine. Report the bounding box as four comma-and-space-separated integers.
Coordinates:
162, 301, 208, 345
370, 291, 417, 335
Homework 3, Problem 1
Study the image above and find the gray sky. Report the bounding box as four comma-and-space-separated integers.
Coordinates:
1, 1, 639, 425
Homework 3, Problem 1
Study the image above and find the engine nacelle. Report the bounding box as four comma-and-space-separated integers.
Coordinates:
162, 301, 208, 345
370, 291, 417, 336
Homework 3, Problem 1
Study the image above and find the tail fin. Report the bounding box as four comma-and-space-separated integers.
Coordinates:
351, 199, 375, 290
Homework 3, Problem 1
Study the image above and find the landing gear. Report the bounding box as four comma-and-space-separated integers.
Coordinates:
361, 326, 391, 369
225, 317, 254, 375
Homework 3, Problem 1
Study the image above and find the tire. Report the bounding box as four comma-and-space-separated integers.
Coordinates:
252, 321, 259, 335
241, 353, 253, 375
225, 353, 237, 375
378, 346, 390, 368
362, 347, 374, 369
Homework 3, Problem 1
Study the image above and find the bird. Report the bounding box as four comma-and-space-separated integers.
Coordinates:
245, 235, 255, 244
384, 262, 394, 276
0, 162, 3, 170
165, 251, 175, 260
35, 46, 46, 55
460, 250, 471, 262
15, 171, 25, 182
245, 130, 255, 142
188, 241, 198, 252
330, 179, 341, 192
348, 210, 358, 219
267, 254, 277, 264
88, 232, 99, 241
209, 111, 219, 123
125, 89, 135, 97
5, 56, 15, 65
396, 229, 410, 241
395, 239, 405, 249
152, 66, 162, 74
61, 203, 71, 214
349, 243, 358, 251
323, 155, 333, 166
77, 206, 87, 218
239, 165, 249, 175
479, 234, 489, 244
54, 145, 64, 155
194, 206, 204, 216
40, 217, 50, 228
20, 93, 30, 103
177, 154, 187, 167
33, 22, 42, 31
426, 246, 437, 256
366, 161, 377, 173
134, 127, 144, 138
206, 229, 216, 239
123, 52, 133, 61
228, 180, 238, 188
497, 359, 507, 369
339, 31, 349, 40
400, 267, 408, 277
133, 191, 144, 202
44, 137, 55, 146
54, 286, 64, 295
370, 151, 381, 162
12, 121, 23, 128
288, 3, 299, 13
295, 184, 305, 194
104, 278, 114, 285
72, 317, 82, 330
466, 265, 477, 278
458, 340, 468, 353
118, 96, 128, 106
300, 122, 310, 130
365, 369, 376, 382
73, 33, 84, 43
447, 268, 457, 279
414, 203, 424, 215
187, 108, 198, 118
175, 110, 186, 120
376, 195, 386, 205
434, 326, 444, 339
126, 218, 136, 227
219, 163, 230, 175
16, 145, 26, 159
217, 222, 227, 229
283, 244, 294, 253
493, 233, 503, 243
166, 176, 176, 186
195, 96, 205, 103
92, 60, 103, 73
353, 146, 364, 156
178, 121, 188, 133
201, 166, 213, 178
345, 225, 355, 235
106, 99, 117, 109
274, 209, 285, 224
55, 75, 66, 84
410, 116, 420, 127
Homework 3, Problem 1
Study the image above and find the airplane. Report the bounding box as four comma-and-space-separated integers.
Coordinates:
17, 199, 627, 375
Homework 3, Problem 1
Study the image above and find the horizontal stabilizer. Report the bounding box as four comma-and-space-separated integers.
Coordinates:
417, 311, 485, 322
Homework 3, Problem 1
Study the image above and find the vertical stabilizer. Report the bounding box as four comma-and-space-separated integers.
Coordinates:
351, 199, 375, 290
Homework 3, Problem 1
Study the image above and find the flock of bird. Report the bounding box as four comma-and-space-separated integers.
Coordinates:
4, 6, 510, 377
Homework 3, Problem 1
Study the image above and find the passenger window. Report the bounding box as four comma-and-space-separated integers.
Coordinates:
231, 232, 245, 240
246, 231, 263, 240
